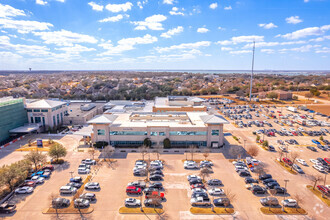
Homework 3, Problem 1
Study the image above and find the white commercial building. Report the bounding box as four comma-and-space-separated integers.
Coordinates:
88, 112, 228, 148
26, 100, 68, 130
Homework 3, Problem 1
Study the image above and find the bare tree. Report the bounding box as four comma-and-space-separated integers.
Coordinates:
224, 189, 236, 211
202, 148, 211, 161
154, 145, 163, 160
49, 193, 59, 214
278, 148, 284, 162
148, 194, 162, 211
199, 167, 210, 182
102, 146, 114, 159
24, 150, 47, 171
189, 145, 197, 161
254, 163, 268, 177
88, 148, 97, 160
290, 152, 300, 171
247, 146, 259, 157
139, 145, 149, 161
293, 194, 304, 210
156, 213, 170, 220
268, 189, 277, 211
308, 174, 323, 190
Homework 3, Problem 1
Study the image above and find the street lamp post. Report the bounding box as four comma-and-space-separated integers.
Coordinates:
69, 171, 74, 178
282, 179, 289, 212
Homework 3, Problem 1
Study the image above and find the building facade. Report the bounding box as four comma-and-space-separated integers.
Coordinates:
0, 97, 28, 143
88, 112, 228, 148
26, 100, 68, 130
153, 96, 207, 112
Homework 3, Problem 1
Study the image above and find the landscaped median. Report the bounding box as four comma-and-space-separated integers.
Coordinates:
119, 207, 164, 214
306, 185, 330, 206
16, 140, 62, 152
190, 207, 234, 215
260, 207, 307, 215
274, 160, 297, 175
43, 175, 93, 215
181, 159, 212, 163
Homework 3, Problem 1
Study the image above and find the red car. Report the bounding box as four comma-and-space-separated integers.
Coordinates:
282, 158, 293, 166
317, 185, 330, 195
324, 158, 330, 165
190, 183, 205, 189
22, 181, 37, 188
126, 186, 142, 194
42, 165, 54, 171
291, 132, 298, 136
145, 191, 165, 199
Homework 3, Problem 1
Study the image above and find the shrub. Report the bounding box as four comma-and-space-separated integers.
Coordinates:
163, 138, 171, 149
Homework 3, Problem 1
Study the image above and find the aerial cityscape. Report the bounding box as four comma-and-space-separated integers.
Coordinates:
0, 1, 330, 220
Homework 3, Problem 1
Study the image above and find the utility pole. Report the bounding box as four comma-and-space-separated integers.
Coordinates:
249, 41, 255, 102
282, 179, 289, 212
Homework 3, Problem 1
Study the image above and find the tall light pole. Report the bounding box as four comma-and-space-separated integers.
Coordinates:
249, 41, 256, 102
282, 179, 289, 212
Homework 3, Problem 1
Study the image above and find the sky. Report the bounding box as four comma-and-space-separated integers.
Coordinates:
0, 0, 330, 71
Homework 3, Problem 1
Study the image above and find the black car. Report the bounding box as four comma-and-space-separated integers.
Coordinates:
273, 186, 287, 194
317, 158, 327, 166
239, 171, 251, 177
266, 182, 280, 189
52, 198, 70, 208
0, 203, 16, 214
213, 198, 230, 206
252, 185, 266, 194
149, 175, 163, 181
307, 146, 317, 152
149, 182, 163, 189
207, 179, 222, 186
192, 192, 209, 200
262, 179, 277, 185
189, 179, 203, 185
245, 177, 259, 184
149, 171, 164, 176
259, 174, 272, 180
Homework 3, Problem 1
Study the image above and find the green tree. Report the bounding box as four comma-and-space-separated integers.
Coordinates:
143, 138, 152, 147
0, 160, 31, 191
48, 143, 67, 162
163, 138, 171, 149
24, 150, 47, 171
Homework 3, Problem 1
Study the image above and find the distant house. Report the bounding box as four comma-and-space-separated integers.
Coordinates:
274, 90, 293, 100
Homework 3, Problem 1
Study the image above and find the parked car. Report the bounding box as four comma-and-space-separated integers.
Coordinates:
42, 165, 54, 171
126, 186, 142, 194
85, 182, 100, 190
78, 167, 90, 174
296, 159, 307, 166
190, 197, 211, 206
282, 158, 293, 166
213, 198, 230, 206
82, 159, 96, 165
70, 176, 82, 183
60, 186, 77, 194
52, 198, 70, 208
145, 191, 165, 199
0, 203, 16, 214
67, 182, 83, 189
187, 175, 201, 181
148, 182, 163, 189
190, 183, 206, 189
30, 176, 45, 184
22, 181, 37, 188
207, 179, 222, 186
74, 199, 90, 208
292, 164, 304, 174
260, 197, 279, 206
307, 146, 317, 152
127, 181, 146, 189
144, 199, 162, 207
317, 185, 330, 195
208, 188, 225, 196
245, 177, 259, 184
273, 186, 287, 194
259, 174, 272, 180
15, 186, 34, 194
184, 161, 198, 169
252, 185, 266, 194
239, 171, 251, 177
313, 165, 325, 172
79, 193, 96, 201
149, 175, 163, 181
281, 199, 297, 207
125, 198, 141, 207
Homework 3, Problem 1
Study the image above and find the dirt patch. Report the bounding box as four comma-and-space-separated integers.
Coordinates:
307, 104, 330, 116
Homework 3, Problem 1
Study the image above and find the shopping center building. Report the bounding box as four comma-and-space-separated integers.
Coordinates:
88, 112, 228, 148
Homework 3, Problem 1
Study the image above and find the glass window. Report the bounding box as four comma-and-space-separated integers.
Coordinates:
57, 114, 59, 124
169, 131, 207, 136
27, 109, 32, 112
159, 132, 166, 136
33, 109, 40, 112
212, 130, 219, 136
110, 131, 147, 135
53, 116, 56, 126
31, 117, 34, 123
60, 112, 63, 123
41, 109, 48, 112
97, 129, 105, 135
42, 117, 45, 126
35, 117, 41, 123
150, 132, 157, 136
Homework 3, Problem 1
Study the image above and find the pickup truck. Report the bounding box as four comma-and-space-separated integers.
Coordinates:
190, 197, 211, 206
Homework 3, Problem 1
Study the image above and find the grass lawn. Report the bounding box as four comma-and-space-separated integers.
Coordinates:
275, 160, 297, 175
260, 207, 307, 215
306, 185, 330, 206
190, 207, 234, 214
43, 207, 93, 214
119, 207, 164, 214
17, 140, 63, 152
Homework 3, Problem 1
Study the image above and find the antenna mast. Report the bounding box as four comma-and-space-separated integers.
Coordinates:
249, 41, 255, 102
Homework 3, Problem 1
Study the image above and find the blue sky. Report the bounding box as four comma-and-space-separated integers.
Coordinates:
0, 0, 329, 70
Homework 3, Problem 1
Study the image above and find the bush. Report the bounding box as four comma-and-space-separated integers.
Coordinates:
163, 138, 171, 149
51, 159, 65, 164
94, 141, 108, 149
232, 136, 240, 143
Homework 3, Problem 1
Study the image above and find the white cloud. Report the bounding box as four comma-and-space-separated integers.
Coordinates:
286, 16, 303, 24
0, 51, 22, 59
231, 35, 264, 43
277, 25, 330, 39
55, 0, 65, 2
304, 0, 309, 3
309, 36, 330, 42
161, 26, 183, 38
98, 14, 128, 23
229, 50, 251, 54
88, 2, 104, 11
137, 0, 148, 9
98, 34, 157, 56
105, 2, 133, 13
132, 14, 167, 31
224, 6, 232, 10
279, 44, 319, 53
170, 7, 185, 16
209, 3, 218, 9
216, 40, 232, 45
260, 49, 275, 54
163, 0, 174, 4
0, 18, 53, 33
155, 41, 211, 53
242, 40, 306, 49
315, 47, 330, 53
55, 44, 96, 54
221, 47, 232, 51
0, 3, 26, 18
36, 0, 48, 5
197, 27, 209, 33
33, 29, 98, 46
259, 23, 277, 29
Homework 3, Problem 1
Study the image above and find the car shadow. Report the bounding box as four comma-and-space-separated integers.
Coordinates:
85, 188, 101, 192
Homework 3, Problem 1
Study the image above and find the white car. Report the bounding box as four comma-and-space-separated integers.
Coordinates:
31, 176, 45, 184
78, 167, 90, 174
296, 159, 307, 166
187, 175, 201, 181
82, 159, 96, 165
135, 161, 147, 166
235, 166, 249, 172
125, 198, 141, 207
184, 161, 198, 169
133, 165, 146, 171
15, 186, 34, 194
313, 165, 325, 172
281, 199, 297, 207
85, 182, 100, 190
289, 128, 296, 132
208, 188, 225, 196
192, 188, 206, 194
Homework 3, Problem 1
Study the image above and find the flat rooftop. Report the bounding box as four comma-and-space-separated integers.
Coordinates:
66, 102, 104, 117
